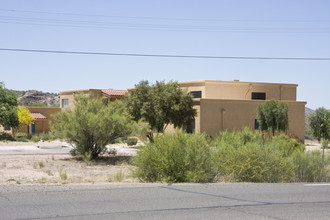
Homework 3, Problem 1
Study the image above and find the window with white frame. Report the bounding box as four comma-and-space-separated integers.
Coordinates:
62, 99, 69, 108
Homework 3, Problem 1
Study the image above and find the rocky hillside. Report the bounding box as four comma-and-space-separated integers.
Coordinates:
12, 90, 60, 107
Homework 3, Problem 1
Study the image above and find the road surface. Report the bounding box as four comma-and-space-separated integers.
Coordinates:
0, 183, 329, 219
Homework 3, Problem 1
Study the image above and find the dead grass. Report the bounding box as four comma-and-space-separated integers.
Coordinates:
0, 154, 137, 185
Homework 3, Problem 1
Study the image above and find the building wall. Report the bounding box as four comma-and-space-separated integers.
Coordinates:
179, 80, 297, 101
199, 99, 306, 141
17, 107, 61, 134
179, 81, 206, 99
59, 89, 102, 110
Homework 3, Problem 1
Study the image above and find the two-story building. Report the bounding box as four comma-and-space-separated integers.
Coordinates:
60, 89, 127, 109
58, 81, 306, 142
178, 80, 306, 141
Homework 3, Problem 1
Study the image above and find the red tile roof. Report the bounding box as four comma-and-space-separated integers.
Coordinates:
31, 113, 47, 120
101, 90, 127, 97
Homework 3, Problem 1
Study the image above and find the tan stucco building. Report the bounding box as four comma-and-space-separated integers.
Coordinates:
17, 107, 61, 134
60, 89, 127, 110
178, 80, 306, 142
58, 81, 306, 142
0, 107, 61, 135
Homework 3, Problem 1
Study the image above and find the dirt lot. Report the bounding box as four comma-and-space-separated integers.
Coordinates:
0, 153, 138, 185
0, 143, 138, 185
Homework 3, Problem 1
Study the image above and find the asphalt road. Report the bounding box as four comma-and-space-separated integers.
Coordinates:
0, 183, 329, 220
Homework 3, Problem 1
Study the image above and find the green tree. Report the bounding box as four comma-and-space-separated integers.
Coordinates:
125, 80, 196, 141
51, 93, 133, 160
308, 107, 330, 141
0, 82, 19, 129
17, 106, 35, 126
256, 99, 289, 136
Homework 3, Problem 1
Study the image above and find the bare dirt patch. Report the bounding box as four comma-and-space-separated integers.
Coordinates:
0, 154, 138, 185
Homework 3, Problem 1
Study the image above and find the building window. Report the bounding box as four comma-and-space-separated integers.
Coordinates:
190, 91, 202, 98
255, 119, 259, 130
183, 119, 195, 133
4, 125, 11, 131
252, 92, 266, 100
62, 99, 69, 108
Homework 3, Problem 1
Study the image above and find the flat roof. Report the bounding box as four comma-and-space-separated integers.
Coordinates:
60, 88, 127, 95
179, 80, 298, 87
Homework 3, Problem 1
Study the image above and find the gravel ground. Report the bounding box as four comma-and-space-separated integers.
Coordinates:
0, 140, 140, 185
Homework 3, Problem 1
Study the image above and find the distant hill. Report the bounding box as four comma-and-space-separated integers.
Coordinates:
12, 90, 60, 107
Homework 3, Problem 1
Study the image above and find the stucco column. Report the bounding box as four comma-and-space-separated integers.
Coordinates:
221, 108, 226, 131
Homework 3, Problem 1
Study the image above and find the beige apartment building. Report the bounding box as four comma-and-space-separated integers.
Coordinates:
60, 89, 127, 109
178, 80, 306, 142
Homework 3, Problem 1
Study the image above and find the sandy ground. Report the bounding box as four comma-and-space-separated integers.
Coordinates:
0, 139, 328, 185
0, 140, 140, 185
0, 154, 138, 185
305, 139, 329, 152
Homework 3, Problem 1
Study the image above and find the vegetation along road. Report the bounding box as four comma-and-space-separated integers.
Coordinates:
0, 183, 329, 220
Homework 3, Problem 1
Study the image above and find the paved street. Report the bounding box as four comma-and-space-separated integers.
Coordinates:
0, 183, 329, 219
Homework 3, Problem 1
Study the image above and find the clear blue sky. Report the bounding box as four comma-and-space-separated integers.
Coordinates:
0, 0, 329, 109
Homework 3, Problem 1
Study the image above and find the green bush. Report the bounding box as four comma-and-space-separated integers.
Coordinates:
212, 128, 302, 183
133, 132, 217, 183
211, 127, 267, 150
51, 94, 133, 160
14, 132, 29, 142
272, 134, 305, 156
291, 150, 329, 182
31, 135, 40, 142
39, 133, 55, 142
114, 137, 128, 144
217, 143, 294, 182
0, 132, 14, 141
16, 137, 29, 142
14, 132, 27, 139
322, 139, 329, 149
127, 138, 138, 146
133, 128, 330, 183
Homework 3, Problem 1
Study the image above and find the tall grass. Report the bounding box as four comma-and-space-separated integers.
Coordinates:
292, 150, 329, 182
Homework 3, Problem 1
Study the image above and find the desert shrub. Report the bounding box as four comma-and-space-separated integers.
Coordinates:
211, 127, 267, 150
217, 143, 294, 182
39, 133, 55, 142
291, 150, 330, 182
271, 134, 305, 156
51, 94, 133, 160
127, 138, 138, 146
114, 137, 128, 144
31, 135, 40, 142
0, 132, 14, 141
14, 132, 29, 142
69, 148, 78, 156
212, 128, 304, 182
133, 132, 217, 183
15, 132, 27, 139
322, 139, 329, 149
